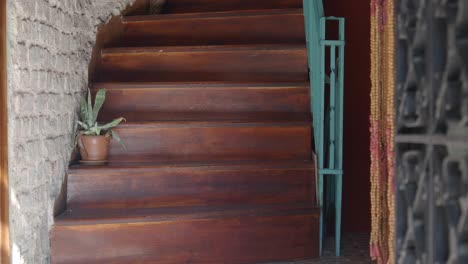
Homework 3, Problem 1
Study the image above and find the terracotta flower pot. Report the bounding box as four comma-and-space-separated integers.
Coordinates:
78, 135, 111, 161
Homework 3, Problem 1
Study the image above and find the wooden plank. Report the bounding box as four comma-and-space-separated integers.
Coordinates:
51, 206, 319, 264
107, 121, 312, 163
123, 9, 305, 46
99, 111, 312, 123
88, 0, 151, 83
53, 205, 317, 225
67, 161, 316, 210
164, 0, 303, 14
99, 44, 308, 82
0, 0, 9, 263
92, 82, 311, 118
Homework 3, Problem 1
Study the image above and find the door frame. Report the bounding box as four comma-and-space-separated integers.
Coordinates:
0, 0, 9, 263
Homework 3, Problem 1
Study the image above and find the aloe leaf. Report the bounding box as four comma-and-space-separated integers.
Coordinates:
98, 117, 125, 131
77, 121, 89, 130
111, 130, 127, 150
94, 123, 102, 136
83, 129, 99, 135
86, 89, 93, 127
70, 131, 79, 148
91, 89, 106, 125
85, 123, 100, 136
80, 95, 88, 122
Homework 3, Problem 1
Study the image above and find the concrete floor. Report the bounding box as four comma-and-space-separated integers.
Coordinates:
267, 233, 373, 264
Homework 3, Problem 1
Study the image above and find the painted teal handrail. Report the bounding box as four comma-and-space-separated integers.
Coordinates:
303, 1, 345, 257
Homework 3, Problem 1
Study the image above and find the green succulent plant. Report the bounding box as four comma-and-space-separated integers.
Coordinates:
74, 89, 126, 148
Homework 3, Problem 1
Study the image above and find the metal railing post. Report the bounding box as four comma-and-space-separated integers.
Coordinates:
303, 1, 345, 256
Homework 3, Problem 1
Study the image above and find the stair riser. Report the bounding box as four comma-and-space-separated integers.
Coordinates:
163, 0, 302, 13
108, 124, 312, 163
68, 167, 315, 210
51, 214, 318, 264
99, 48, 308, 82
93, 86, 310, 118
124, 13, 305, 46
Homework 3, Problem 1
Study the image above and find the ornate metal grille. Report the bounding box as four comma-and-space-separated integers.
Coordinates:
396, 0, 468, 263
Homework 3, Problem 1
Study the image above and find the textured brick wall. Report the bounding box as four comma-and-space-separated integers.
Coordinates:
6, 0, 135, 263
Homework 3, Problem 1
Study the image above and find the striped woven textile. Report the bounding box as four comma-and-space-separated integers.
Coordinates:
370, 0, 396, 263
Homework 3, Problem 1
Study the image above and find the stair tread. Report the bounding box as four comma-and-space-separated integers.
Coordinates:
99, 44, 308, 82
55, 204, 318, 226
92, 81, 310, 89
102, 44, 306, 55
69, 160, 315, 173
100, 112, 311, 123
162, 0, 303, 14
122, 8, 304, 47
103, 114, 311, 126
106, 119, 312, 163
66, 160, 315, 210
124, 8, 303, 23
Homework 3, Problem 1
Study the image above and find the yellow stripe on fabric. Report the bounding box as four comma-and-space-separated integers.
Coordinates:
370, 0, 396, 263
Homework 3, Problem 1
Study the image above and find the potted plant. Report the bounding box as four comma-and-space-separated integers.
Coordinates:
74, 89, 125, 164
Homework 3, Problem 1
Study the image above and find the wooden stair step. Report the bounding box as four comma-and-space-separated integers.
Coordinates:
92, 82, 311, 119
53, 0, 320, 261
54, 204, 315, 226
99, 44, 308, 82
162, 0, 303, 14
107, 120, 312, 163
67, 161, 315, 210
123, 9, 305, 46
52, 205, 319, 263
100, 111, 312, 123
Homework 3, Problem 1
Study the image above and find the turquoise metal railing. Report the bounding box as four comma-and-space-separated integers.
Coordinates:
303, 0, 345, 257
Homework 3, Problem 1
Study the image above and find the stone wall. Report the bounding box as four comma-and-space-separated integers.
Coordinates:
6, 0, 136, 263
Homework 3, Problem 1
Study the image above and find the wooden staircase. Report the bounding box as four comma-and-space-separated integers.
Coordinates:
51, 0, 319, 263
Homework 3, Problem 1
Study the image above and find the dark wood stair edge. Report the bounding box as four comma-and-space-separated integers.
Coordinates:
109, 119, 312, 129
68, 160, 316, 174
54, 204, 319, 227
101, 44, 307, 55
92, 82, 310, 89
123, 8, 304, 23
161, 0, 303, 14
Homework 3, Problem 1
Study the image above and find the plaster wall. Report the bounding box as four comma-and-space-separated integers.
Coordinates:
6, 1, 137, 262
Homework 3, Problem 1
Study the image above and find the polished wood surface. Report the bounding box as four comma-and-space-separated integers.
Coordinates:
52, 206, 318, 264
123, 9, 305, 46
108, 121, 312, 163
67, 161, 315, 209
93, 82, 311, 120
164, 0, 302, 14
89, 0, 151, 83
99, 45, 308, 82
54, 204, 315, 224
100, 111, 312, 123
0, 0, 9, 262
52, 0, 318, 262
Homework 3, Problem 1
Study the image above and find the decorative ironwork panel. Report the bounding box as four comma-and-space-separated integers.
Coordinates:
396, 0, 468, 263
